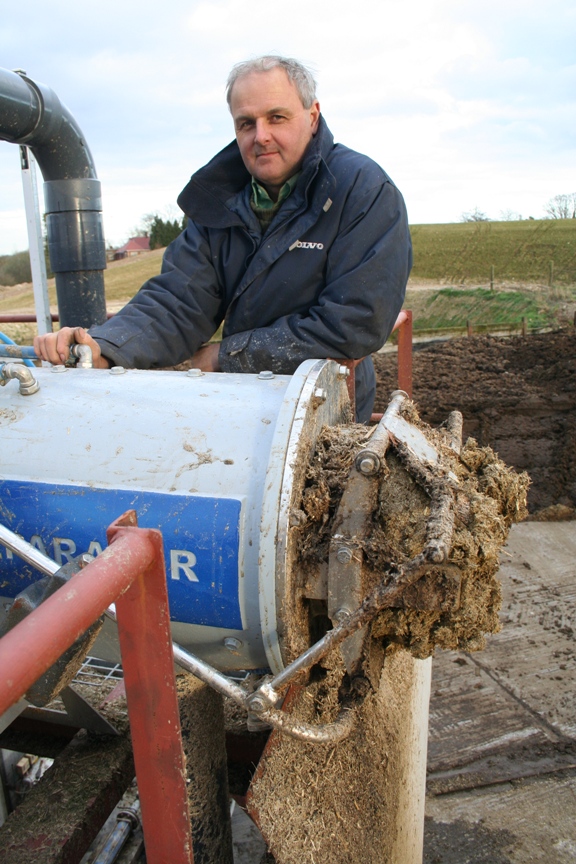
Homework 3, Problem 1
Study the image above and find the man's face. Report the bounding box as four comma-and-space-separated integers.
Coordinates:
230, 67, 320, 199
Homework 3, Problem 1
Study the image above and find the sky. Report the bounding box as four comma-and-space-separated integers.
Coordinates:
0, 0, 575, 255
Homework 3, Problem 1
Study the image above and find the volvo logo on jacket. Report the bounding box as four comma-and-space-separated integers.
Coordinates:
289, 239, 325, 251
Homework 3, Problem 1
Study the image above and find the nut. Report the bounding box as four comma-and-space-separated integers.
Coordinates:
312, 387, 326, 408
356, 452, 380, 475
223, 637, 243, 653
336, 546, 353, 564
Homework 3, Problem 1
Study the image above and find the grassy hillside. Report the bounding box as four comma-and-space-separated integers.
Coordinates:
402, 286, 567, 336
1, 222, 575, 345
103, 248, 165, 307
410, 219, 576, 285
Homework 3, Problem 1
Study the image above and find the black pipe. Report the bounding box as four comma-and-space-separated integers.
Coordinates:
0, 67, 107, 328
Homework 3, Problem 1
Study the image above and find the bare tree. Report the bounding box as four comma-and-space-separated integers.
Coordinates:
499, 209, 522, 221
461, 207, 490, 222
544, 193, 576, 219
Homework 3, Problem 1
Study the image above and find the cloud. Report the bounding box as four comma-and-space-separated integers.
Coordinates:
0, 0, 574, 253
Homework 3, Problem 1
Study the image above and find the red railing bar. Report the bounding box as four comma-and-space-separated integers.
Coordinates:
108, 515, 194, 864
369, 308, 413, 422
0, 313, 115, 323
397, 309, 413, 398
0, 511, 193, 864
0, 531, 154, 714
3, 307, 413, 415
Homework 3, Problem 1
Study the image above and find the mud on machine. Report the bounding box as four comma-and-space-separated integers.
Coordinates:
0, 345, 453, 861
0, 68, 526, 864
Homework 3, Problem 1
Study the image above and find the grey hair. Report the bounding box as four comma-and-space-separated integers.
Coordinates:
226, 55, 317, 109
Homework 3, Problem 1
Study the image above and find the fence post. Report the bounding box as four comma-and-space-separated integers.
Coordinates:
549, 261, 554, 287
490, 265, 494, 291
397, 310, 412, 398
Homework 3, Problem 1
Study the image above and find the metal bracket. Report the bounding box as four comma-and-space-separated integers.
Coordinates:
324, 390, 443, 674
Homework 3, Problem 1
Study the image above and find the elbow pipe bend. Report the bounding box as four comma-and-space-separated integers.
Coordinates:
0, 362, 40, 396
0, 68, 107, 328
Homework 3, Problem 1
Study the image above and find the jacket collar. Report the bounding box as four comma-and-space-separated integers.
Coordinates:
177, 115, 335, 229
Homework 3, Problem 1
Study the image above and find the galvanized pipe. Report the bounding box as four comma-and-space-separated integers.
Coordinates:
93, 800, 141, 864
0, 515, 195, 863
0, 67, 107, 328
0, 523, 247, 708
0, 342, 92, 366
0, 519, 386, 744
0, 361, 40, 395
0, 524, 355, 742
0, 523, 58, 576
0, 527, 157, 715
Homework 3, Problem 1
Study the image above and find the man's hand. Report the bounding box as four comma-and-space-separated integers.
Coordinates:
189, 343, 221, 372
33, 327, 110, 368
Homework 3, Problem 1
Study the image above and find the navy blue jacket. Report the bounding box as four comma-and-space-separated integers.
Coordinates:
90, 117, 412, 421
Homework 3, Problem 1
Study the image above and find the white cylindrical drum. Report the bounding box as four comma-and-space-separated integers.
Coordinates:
0, 359, 349, 672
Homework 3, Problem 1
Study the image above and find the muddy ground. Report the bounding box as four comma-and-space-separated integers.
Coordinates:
372, 327, 576, 516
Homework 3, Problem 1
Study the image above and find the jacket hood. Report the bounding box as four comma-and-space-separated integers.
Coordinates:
177, 115, 335, 228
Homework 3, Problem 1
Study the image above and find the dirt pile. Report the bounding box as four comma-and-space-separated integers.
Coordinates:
372, 327, 576, 515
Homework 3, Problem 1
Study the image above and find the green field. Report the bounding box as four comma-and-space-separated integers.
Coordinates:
410, 219, 576, 285
401, 286, 568, 337
1, 220, 575, 344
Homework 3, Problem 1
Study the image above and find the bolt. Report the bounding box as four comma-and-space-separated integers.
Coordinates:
336, 546, 353, 564
334, 607, 351, 624
311, 387, 327, 408
356, 452, 380, 475
109, 366, 127, 375
428, 546, 446, 564
187, 368, 204, 378
337, 365, 350, 379
51, 365, 67, 374
79, 553, 95, 569
249, 695, 269, 714
223, 637, 243, 653
258, 370, 275, 379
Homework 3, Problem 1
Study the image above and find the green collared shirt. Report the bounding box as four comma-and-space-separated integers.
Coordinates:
250, 172, 301, 231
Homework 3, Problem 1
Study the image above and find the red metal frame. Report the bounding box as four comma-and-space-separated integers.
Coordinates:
4, 309, 412, 410
335, 308, 413, 420
0, 313, 114, 324
396, 309, 413, 398
0, 510, 193, 864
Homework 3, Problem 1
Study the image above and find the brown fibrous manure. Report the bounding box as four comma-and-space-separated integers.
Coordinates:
294, 400, 530, 659
249, 402, 528, 864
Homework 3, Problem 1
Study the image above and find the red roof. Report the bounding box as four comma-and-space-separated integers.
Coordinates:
115, 236, 150, 254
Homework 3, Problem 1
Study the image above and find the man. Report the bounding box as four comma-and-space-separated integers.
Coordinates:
34, 55, 412, 421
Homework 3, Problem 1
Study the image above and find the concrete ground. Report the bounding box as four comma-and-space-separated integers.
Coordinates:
424, 520, 576, 864
232, 520, 576, 863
